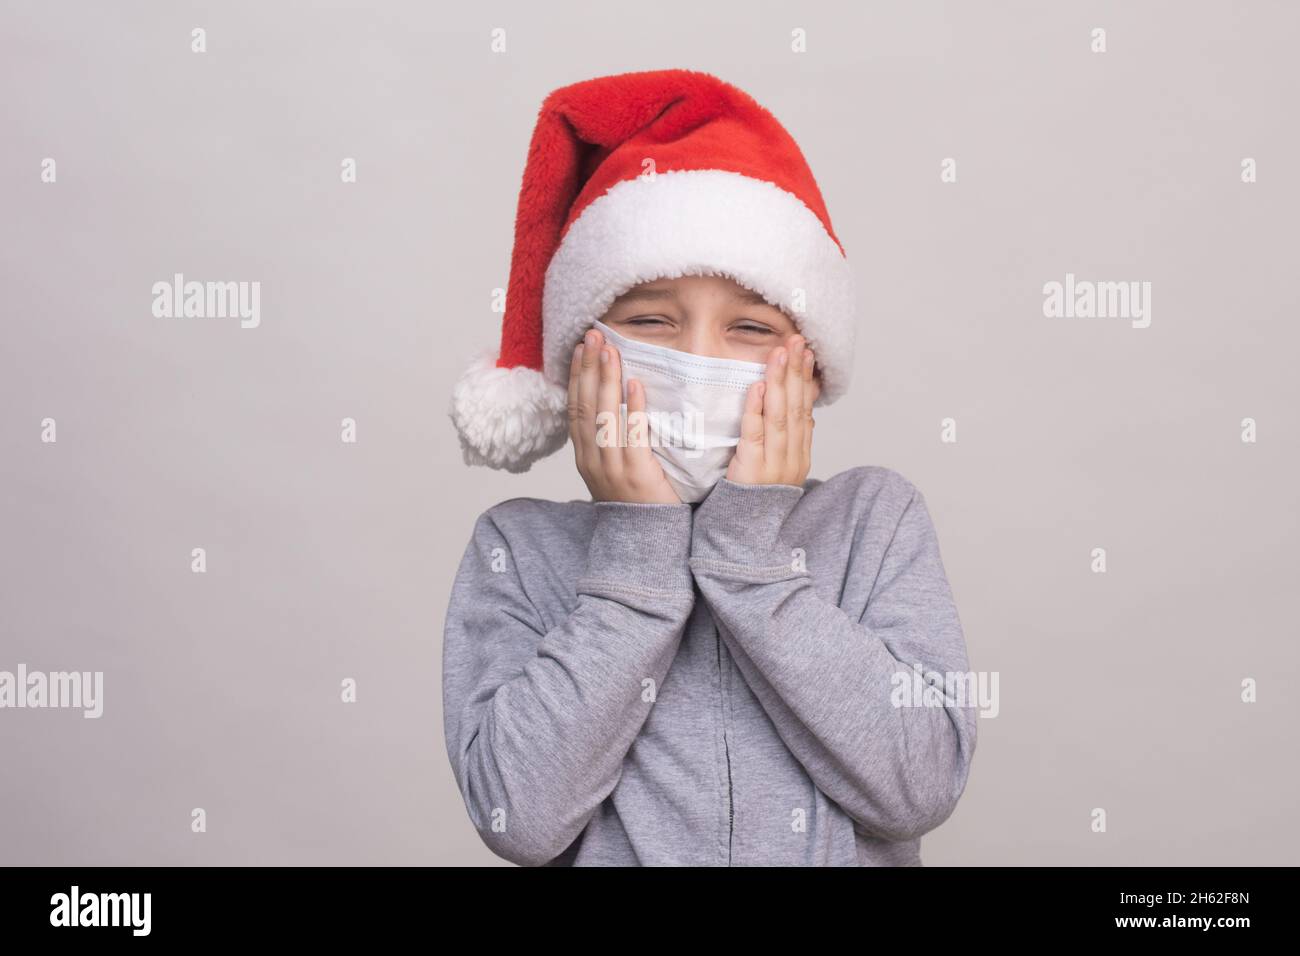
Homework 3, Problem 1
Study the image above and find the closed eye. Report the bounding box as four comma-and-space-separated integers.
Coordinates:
732, 321, 778, 335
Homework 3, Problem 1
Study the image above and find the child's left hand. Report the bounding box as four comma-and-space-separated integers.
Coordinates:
726, 334, 819, 488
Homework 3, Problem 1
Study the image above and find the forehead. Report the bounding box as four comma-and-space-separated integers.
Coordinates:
612, 275, 776, 308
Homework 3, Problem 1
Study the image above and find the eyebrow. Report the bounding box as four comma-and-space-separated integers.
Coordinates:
732, 287, 770, 305
611, 285, 771, 307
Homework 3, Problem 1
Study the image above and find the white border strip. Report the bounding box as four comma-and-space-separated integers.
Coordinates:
540, 169, 855, 405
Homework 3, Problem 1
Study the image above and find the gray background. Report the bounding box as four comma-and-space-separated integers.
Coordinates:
2, 0, 1297, 865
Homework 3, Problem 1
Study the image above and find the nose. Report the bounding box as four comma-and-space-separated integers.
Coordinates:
680, 322, 725, 359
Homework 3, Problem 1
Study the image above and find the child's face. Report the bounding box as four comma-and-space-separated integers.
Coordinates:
596, 274, 802, 366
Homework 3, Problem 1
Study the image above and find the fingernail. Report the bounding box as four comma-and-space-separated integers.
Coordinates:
585, 331, 597, 346
599, 347, 609, 364
777, 350, 787, 367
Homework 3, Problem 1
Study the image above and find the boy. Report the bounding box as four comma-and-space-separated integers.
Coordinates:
443, 69, 976, 865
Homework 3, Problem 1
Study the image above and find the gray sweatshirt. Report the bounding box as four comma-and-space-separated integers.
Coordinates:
441, 466, 977, 866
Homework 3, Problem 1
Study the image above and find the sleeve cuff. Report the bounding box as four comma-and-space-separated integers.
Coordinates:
577, 501, 694, 597
688, 478, 807, 581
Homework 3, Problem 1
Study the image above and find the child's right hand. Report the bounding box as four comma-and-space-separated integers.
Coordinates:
568, 328, 681, 505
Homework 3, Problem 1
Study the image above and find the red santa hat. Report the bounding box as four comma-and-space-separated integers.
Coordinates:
451, 68, 855, 472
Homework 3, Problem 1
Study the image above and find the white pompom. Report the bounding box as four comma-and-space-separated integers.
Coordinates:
449, 352, 569, 473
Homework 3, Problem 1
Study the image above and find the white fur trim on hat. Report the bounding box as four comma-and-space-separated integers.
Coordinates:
449, 350, 569, 473
541, 168, 856, 406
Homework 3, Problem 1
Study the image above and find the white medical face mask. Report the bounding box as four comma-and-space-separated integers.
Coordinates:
593, 320, 767, 503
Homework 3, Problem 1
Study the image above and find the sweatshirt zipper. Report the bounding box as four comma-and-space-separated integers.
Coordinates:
716, 628, 734, 864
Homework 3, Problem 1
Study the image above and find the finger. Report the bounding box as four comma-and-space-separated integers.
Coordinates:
595, 342, 625, 480
738, 378, 766, 447
764, 346, 788, 474
786, 336, 806, 469
624, 378, 652, 460
568, 339, 589, 415
568, 340, 591, 468
729, 379, 766, 479
577, 329, 604, 477
802, 349, 816, 465
624, 379, 670, 497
